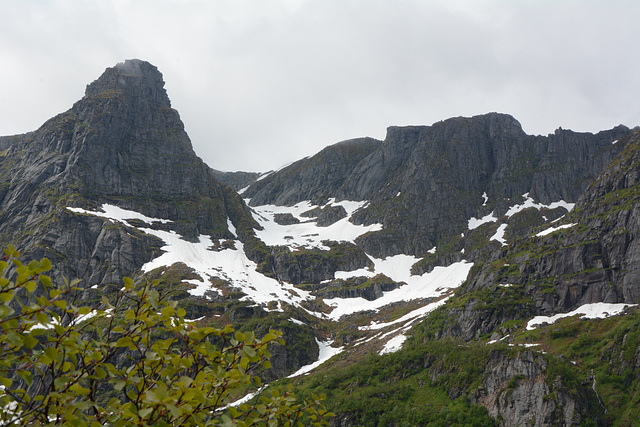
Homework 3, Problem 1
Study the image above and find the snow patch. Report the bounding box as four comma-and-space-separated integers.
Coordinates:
250, 199, 382, 250
468, 212, 497, 230
505, 193, 574, 218
67, 204, 171, 226
526, 302, 637, 330
536, 223, 576, 237
67, 204, 316, 310
379, 334, 407, 355
287, 339, 343, 377
327, 260, 473, 320
490, 224, 508, 246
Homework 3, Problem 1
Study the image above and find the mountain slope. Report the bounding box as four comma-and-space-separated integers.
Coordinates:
245, 113, 630, 258
0, 59, 255, 286
3, 59, 640, 426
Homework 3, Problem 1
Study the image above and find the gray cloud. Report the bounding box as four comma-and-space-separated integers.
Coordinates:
1, 0, 639, 172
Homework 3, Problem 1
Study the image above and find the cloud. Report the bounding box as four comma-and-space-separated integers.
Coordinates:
1, 0, 639, 172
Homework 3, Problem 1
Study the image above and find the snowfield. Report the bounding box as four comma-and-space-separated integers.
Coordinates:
67, 201, 472, 324
250, 198, 382, 250
526, 302, 637, 330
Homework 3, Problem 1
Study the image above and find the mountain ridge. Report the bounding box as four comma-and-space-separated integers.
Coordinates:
2, 59, 640, 425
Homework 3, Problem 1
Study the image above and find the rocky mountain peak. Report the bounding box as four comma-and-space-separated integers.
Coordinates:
83, 59, 171, 108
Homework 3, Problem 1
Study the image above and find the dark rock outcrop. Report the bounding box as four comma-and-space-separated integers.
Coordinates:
245, 113, 631, 258
434, 130, 640, 340
471, 351, 595, 426
0, 59, 257, 287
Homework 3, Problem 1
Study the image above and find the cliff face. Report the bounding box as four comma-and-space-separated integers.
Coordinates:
434, 130, 640, 342
245, 113, 630, 257
0, 59, 253, 286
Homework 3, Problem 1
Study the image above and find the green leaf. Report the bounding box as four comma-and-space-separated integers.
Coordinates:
116, 336, 137, 350
45, 346, 58, 362
25, 280, 37, 293
113, 380, 127, 391
138, 407, 153, 418
35, 311, 49, 325
0, 292, 13, 303
22, 335, 39, 349
40, 274, 52, 287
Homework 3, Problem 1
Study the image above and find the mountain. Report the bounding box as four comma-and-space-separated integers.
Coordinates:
245, 114, 630, 258
0, 59, 257, 287
2, 59, 640, 425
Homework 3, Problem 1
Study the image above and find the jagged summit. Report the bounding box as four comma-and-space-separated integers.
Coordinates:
386, 112, 525, 140
0, 60, 255, 285
83, 59, 171, 107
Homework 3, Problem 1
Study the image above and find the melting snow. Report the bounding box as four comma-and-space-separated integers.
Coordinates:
67, 204, 171, 226
526, 302, 637, 330
327, 260, 473, 320
67, 204, 314, 309
468, 212, 497, 230
505, 193, 574, 217
380, 334, 407, 355
490, 224, 508, 246
251, 199, 382, 250
287, 339, 344, 377
482, 192, 489, 206
360, 297, 451, 331
68, 201, 474, 323
536, 223, 576, 237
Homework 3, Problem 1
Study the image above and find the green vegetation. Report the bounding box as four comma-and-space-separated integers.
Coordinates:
282, 339, 496, 426
513, 308, 640, 425
0, 245, 330, 426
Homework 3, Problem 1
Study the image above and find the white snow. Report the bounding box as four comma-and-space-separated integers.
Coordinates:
287, 339, 344, 377
526, 302, 637, 330
327, 260, 473, 320
468, 212, 497, 230
536, 223, 576, 237
67, 204, 171, 226
612, 139, 619, 145
67, 201, 473, 323
490, 224, 508, 246
482, 192, 489, 206
360, 297, 451, 331
67, 204, 314, 309
251, 199, 382, 250
505, 193, 574, 218
427, 246, 437, 254
379, 334, 407, 355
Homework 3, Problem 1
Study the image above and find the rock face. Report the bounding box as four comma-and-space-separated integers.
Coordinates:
434, 130, 640, 341
0, 59, 255, 286
471, 351, 592, 426
245, 113, 631, 258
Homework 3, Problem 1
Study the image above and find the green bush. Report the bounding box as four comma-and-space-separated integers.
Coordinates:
0, 245, 330, 426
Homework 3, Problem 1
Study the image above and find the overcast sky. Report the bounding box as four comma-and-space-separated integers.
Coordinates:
1, 1, 639, 172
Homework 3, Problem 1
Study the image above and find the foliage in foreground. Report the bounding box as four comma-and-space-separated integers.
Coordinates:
0, 245, 330, 426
